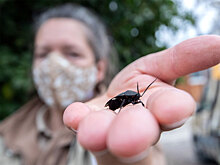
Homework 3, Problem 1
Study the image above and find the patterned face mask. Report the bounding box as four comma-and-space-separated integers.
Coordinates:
33, 52, 97, 110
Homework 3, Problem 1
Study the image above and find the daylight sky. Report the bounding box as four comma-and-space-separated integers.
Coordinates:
157, 0, 218, 47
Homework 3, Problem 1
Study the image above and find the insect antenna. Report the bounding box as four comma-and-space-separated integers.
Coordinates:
137, 82, 140, 94
141, 78, 157, 97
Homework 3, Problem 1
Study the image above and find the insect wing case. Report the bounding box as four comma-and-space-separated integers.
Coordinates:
105, 97, 123, 110
116, 90, 138, 97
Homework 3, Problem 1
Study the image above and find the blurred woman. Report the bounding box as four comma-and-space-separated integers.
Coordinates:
0, 4, 117, 165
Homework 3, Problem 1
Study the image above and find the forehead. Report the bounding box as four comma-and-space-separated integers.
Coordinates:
35, 18, 90, 48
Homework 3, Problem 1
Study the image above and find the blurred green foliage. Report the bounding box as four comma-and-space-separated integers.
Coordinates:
0, 0, 194, 120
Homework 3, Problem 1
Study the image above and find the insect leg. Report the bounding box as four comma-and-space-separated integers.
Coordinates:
118, 99, 126, 113
132, 100, 145, 107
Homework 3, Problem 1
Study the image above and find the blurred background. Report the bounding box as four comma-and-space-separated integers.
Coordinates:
0, 0, 196, 119
0, 0, 219, 164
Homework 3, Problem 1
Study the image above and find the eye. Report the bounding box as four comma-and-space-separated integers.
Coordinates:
38, 53, 47, 58
34, 52, 48, 59
68, 52, 80, 57
65, 51, 83, 59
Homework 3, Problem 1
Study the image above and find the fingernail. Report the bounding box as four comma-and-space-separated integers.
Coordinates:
161, 118, 189, 130
118, 148, 149, 164
66, 126, 78, 135
92, 149, 108, 157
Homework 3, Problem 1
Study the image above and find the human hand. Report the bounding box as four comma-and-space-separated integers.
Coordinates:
63, 35, 220, 165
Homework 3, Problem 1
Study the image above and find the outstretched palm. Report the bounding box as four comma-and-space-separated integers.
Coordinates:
64, 35, 220, 165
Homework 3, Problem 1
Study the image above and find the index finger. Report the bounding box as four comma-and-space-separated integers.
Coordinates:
135, 35, 220, 83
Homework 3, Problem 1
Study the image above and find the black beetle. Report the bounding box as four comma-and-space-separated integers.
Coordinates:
105, 78, 157, 112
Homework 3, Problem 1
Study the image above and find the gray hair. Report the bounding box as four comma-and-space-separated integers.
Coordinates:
33, 3, 118, 88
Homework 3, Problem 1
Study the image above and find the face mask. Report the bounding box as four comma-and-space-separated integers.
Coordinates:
33, 52, 97, 110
